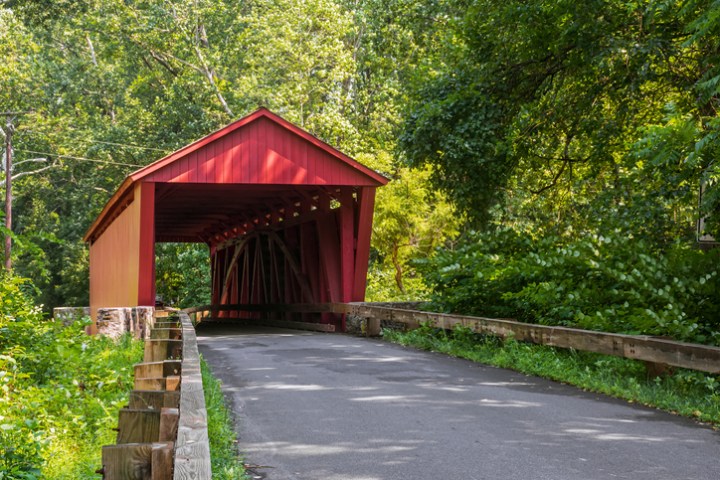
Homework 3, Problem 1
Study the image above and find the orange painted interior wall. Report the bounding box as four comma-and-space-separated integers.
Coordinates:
88, 183, 144, 325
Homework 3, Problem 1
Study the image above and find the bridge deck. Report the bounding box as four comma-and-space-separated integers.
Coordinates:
197, 323, 719, 480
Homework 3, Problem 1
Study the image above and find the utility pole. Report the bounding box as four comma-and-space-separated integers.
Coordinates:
1, 111, 29, 271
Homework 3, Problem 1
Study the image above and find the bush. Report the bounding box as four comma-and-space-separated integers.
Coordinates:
417, 229, 720, 344
0, 273, 143, 479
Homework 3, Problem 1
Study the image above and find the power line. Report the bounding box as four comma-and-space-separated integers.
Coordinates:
77, 139, 171, 153
14, 149, 142, 167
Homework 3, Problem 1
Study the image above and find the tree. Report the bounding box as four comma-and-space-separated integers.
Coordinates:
0, 0, 460, 308
399, 0, 711, 240
369, 162, 461, 298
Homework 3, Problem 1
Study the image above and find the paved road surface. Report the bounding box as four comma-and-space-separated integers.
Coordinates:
197, 324, 719, 480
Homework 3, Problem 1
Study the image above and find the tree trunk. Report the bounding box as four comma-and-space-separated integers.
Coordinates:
391, 242, 405, 293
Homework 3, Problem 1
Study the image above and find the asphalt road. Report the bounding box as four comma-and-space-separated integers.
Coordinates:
197, 323, 720, 480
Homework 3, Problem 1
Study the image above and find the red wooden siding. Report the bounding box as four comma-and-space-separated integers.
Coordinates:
142, 118, 376, 186
85, 108, 387, 332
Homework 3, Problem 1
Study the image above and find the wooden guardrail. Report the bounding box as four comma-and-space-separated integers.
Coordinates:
185, 303, 337, 332
336, 303, 720, 375
186, 302, 720, 375
98, 311, 211, 480
173, 311, 211, 479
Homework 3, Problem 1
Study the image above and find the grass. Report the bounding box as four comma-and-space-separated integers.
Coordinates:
201, 357, 248, 479
39, 332, 145, 479
383, 324, 720, 427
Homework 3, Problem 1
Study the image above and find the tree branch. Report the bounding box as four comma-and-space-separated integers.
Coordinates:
13, 158, 47, 167
11, 162, 60, 181
530, 159, 569, 196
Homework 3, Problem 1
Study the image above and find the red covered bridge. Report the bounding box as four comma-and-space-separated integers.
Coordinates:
84, 108, 388, 331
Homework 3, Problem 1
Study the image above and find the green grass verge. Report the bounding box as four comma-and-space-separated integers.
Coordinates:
201, 358, 248, 479
383, 324, 720, 427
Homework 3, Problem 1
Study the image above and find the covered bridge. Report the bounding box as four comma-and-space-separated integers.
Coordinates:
84, 108, 388, 331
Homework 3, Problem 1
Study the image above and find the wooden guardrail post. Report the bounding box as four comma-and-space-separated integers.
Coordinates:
129, 391, 180, 410
99, 310, 203, 480
144, 339, 183, 362
101, 442, 174, 480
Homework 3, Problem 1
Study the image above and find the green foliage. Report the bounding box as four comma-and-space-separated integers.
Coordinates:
201, 358, 247, 480
418, 229, 720, 344
2, 0, 448, 307
384, 324, 720, 425
367, 162, 461, 300
399, 0, 720, 235
155, 243, 211, 308
0, 273, 143, 479
4, 0, 720, 327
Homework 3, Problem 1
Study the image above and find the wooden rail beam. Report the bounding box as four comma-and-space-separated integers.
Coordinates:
182, 302, 720, 374
173, 312, 211, 479
184, 303, 336, 315
336, 303, 720, 375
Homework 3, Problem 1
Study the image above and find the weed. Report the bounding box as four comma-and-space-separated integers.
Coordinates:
384, 325, 720, 426
201, 358, 248, 479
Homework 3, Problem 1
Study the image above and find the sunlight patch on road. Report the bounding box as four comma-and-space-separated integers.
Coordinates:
350, 395, 415, 402
478, 398, 542, 408
477, 381, 534, 387
246, 382, 331, 391
340, 356, 412, 363
244, 441, 415, 458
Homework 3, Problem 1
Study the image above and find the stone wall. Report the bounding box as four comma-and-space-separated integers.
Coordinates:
96, 307, 155, 339
345, 302, 427, 335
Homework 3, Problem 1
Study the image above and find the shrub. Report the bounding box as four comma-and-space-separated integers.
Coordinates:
417, 229, 720, 344
0, 272, 143, 479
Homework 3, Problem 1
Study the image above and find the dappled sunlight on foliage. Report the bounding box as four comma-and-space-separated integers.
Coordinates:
418, 229, 720, 345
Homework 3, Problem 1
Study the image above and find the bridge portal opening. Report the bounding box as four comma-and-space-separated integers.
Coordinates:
84, 108, 388, 332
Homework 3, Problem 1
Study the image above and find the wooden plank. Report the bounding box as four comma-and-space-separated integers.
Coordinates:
134, 375, 180, 392
101, 443, 152, 480
134, 361, 182, 379
144, 339, 183, 362
343, 304, 720, 375
137, 183, 156, 306
129, 391, 180, 410
151, 442, 174, 480
352, 187, 376, 301
117, 409, 161, 444
159, 408, 179, 442
150, 328, 182, 340
173, 311, 211, 480
166, 375, 180, 392
135, 377, 167, 391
